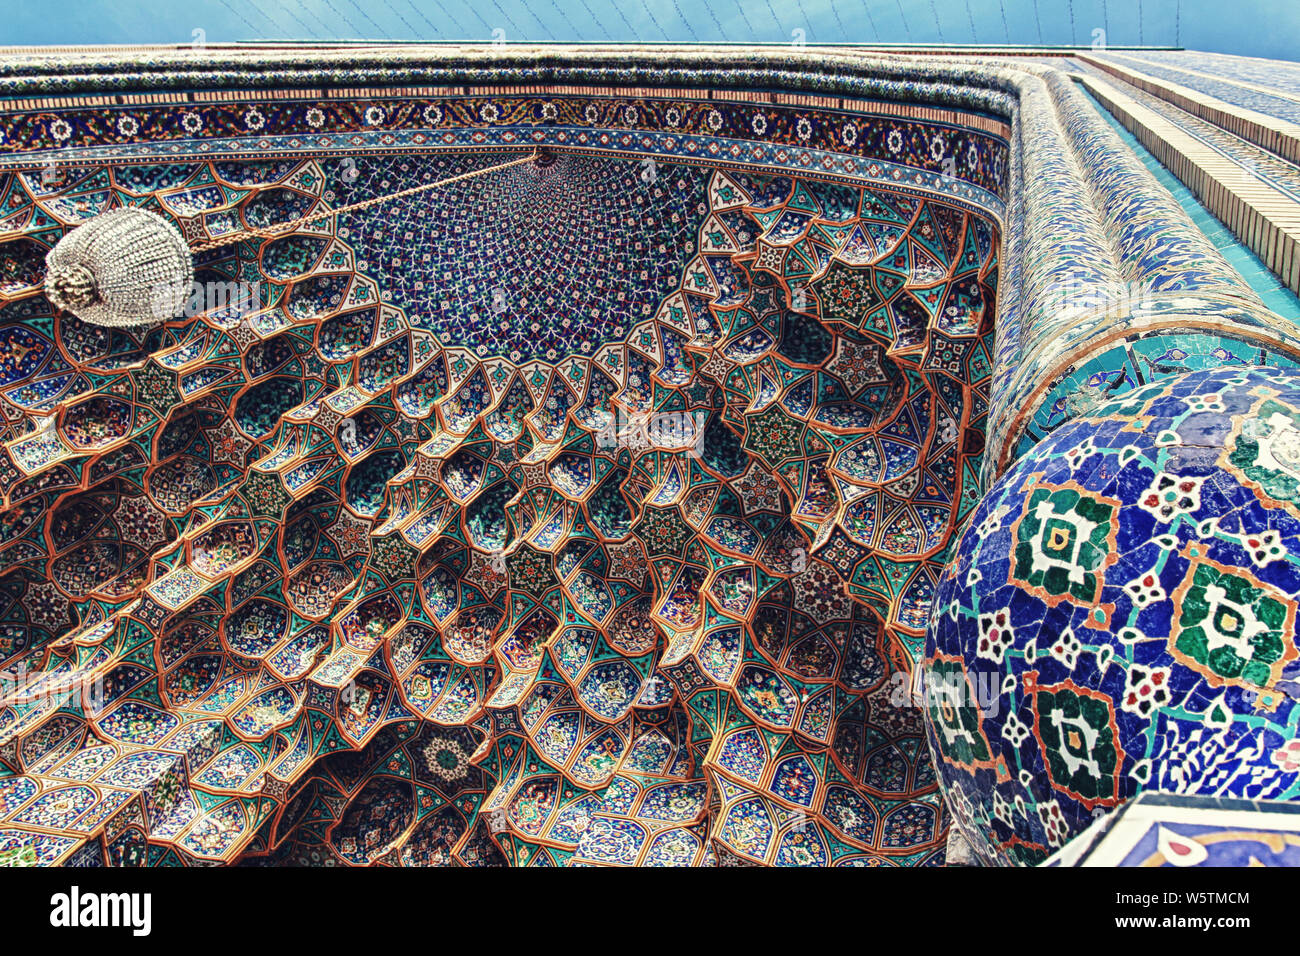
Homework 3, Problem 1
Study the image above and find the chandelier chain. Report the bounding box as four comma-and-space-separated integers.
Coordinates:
189, 149, 539, 253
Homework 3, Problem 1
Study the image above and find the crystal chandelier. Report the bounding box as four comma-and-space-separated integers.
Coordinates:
44, 206, 194, 328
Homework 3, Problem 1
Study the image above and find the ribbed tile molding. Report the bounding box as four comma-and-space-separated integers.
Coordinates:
1079, 53, 1300, 167
1079, 72, 1300, 298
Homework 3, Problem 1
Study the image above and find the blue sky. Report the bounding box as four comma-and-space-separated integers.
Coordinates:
1, 1, 1296, 61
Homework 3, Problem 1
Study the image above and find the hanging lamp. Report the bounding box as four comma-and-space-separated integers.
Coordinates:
44, 206, 193, 329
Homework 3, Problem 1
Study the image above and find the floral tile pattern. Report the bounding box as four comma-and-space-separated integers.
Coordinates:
929, 368, 1300, 865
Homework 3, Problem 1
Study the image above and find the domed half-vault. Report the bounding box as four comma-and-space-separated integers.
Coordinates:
0, 43, 1297, 867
